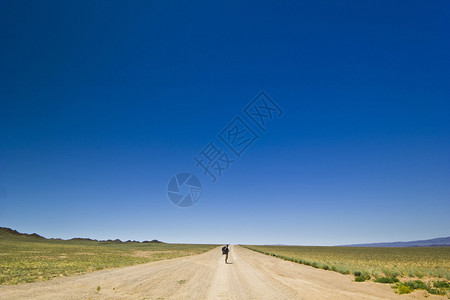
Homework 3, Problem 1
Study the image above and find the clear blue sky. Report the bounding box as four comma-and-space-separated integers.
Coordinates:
1, 0, 449, 245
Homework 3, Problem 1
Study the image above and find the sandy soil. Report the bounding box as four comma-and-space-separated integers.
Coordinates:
0, 245, 445, 299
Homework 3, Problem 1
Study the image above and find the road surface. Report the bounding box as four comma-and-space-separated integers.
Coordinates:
0, 245, 439, 299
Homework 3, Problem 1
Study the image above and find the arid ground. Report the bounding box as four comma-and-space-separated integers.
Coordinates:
1, 245, 446, 300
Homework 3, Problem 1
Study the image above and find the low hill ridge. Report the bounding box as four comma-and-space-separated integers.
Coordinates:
339, 236, 450, 247
0, 227, 45, 239
0, 227, 163, 243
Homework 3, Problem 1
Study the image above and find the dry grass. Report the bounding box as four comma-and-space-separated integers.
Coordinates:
0, 237, 216, 285
243, 245, 450, 280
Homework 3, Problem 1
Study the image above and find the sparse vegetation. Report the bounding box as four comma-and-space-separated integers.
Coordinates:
434, 281, 450, 289
0, 228, 216, 285
373, 276, 400, 284
244, 245, 450, 296
353, 271, 371, 282
396, 284, 412, 294
393, 280, 450, 295
243, 245, 450, 281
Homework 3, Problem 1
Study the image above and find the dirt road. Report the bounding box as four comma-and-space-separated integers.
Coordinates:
0, 245, 440, 299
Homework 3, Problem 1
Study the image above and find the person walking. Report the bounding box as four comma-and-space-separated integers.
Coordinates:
222, 244, 230, 264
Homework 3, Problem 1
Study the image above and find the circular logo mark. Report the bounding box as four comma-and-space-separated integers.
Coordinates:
167, 173, 202, 207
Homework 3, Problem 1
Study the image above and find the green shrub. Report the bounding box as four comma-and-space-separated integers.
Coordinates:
428, 288, 446, 295
394, 279, 450, 296
433, 281, 449, 288
354, 271, 371, 282
405, 280, 427, 290
397, 284, 412, 294
374, 277, 400, 284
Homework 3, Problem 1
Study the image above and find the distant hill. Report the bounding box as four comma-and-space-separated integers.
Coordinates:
143, 239, 163, 243
0, 227, 163, 244
0, 227, 45, 240
339, 236, 450, 247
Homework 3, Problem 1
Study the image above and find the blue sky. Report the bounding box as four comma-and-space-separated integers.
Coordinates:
0, 0, 449, 245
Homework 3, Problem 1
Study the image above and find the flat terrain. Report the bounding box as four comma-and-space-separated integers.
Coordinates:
244, 245, 450, 280
0, 230, 216, 285
1, 245, 446, 299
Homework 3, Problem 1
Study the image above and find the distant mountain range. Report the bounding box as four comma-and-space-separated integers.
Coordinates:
0, 227, 163, 244
339, 236, 450, 247
1, 227, 448, 247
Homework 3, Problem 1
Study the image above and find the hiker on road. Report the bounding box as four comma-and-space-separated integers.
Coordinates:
222, 244, 230, 264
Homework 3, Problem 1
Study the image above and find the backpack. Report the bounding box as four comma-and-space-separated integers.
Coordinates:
222, 246, 227, 254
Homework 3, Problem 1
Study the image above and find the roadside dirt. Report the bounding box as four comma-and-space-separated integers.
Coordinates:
0, 245, 445, 299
